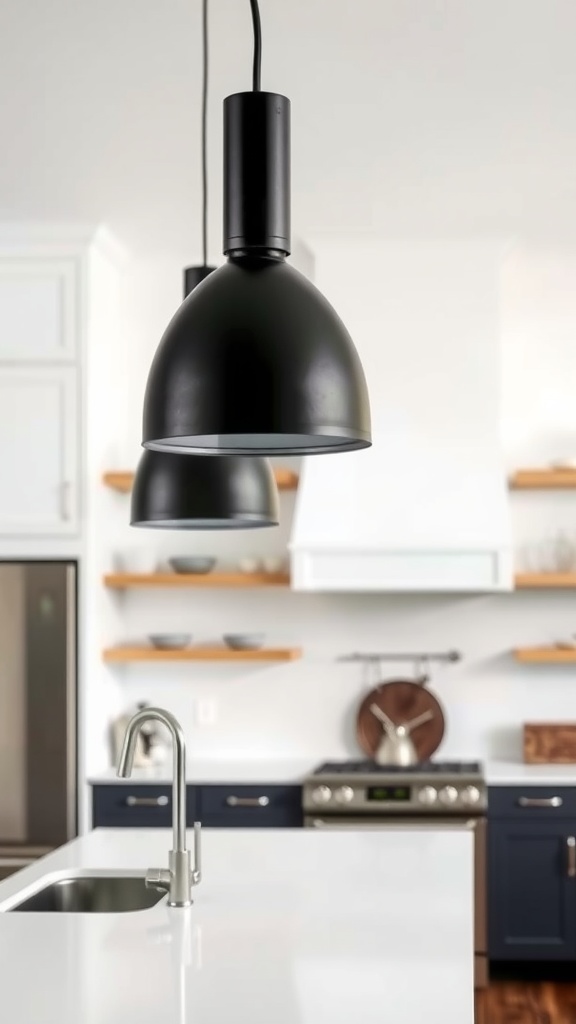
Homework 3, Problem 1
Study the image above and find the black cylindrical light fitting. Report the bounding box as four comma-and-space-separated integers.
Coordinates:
224, 92, 290, 256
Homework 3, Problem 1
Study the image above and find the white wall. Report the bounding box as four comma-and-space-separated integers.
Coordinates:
3, 1, 576, 244
83, 237, 576, 773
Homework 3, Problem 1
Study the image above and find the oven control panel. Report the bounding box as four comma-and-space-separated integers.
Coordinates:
304, 780, 486, 815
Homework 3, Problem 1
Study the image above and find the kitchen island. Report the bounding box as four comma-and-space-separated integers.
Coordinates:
0, 826, 474, 1023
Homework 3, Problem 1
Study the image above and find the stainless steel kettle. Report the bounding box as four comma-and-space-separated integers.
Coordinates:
370, 703, 433, 767
375, 724, 418, 767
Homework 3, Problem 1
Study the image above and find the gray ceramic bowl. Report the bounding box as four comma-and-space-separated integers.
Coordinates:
169, 557, 216, 575
223, 633, 266, 651
149, 634, 192, 650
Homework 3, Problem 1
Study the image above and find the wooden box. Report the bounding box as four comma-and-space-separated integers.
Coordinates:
523, 723, 576, 764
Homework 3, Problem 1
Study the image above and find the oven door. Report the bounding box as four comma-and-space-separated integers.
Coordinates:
305, 815, 487, 990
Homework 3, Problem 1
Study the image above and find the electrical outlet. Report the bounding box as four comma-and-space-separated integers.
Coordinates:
195, 698, 217, 726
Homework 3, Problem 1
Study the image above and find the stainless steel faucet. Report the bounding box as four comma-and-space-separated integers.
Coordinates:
117, 707, 201, 907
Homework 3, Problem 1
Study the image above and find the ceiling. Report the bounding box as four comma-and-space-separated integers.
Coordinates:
1, 0, 576, 252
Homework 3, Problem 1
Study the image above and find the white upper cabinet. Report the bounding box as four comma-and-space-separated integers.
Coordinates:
0, 224, 125, 542
0, 258, 77, 362
0, 366, 78, 535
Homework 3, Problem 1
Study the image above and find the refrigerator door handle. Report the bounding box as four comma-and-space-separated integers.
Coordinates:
65, 563, 77, 840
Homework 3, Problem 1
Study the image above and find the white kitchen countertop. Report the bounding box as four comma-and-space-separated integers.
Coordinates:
486, 760, 576, 785
91, 756, 576, 787
0, 826, 474, 1024
88, 758, 315, 785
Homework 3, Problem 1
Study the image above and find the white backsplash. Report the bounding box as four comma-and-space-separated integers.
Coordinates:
112, 588, 576, 764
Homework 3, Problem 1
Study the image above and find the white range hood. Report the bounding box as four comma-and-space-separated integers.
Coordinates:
290, 239, 512, 592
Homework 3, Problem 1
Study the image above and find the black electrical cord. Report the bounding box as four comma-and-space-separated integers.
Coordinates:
249, 0, 262, 91
201, 0, 209, 266
198, 0, 260, 265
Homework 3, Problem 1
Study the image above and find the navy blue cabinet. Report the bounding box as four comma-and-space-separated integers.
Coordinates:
92, 785, 197, 829
488, 787, 576, 961
198, 785, 303, 828
92, 783, 302, 829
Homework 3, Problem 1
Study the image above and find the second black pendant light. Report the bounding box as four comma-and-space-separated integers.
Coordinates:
131, 0, 278, 530
142, 0, 371, 457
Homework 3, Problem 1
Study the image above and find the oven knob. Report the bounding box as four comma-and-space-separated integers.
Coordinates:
335, 785, 354, 805
311, 785, 332, 805
418, 785, 438, 806
461, 785, 481, 807
439, 785, 459, 806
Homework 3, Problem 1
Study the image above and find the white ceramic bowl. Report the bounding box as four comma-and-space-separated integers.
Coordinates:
149, 634, 192, 650
262, 556, 284, 573
238, 557, 263, 574
168, 557, 216, 574
223, 633, 265, 651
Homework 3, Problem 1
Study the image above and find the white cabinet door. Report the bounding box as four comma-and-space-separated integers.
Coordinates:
0, 259, 77, 362
0, 367, 78, 535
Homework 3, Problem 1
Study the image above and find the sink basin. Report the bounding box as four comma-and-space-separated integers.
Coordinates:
8, 875, 165, 913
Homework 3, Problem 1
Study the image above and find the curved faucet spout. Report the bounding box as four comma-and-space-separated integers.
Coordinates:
118, 707, 186, 853
117, 707, 200, 907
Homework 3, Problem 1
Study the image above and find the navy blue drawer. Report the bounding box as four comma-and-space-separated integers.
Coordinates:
489, 786, 576, 819
198, 785, 303, 828
92, 785, 197, 828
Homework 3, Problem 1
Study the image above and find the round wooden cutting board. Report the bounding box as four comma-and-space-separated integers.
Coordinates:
357, 678, 445, 762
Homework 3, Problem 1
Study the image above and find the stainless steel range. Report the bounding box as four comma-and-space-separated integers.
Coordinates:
303, 759, 487, 988
303, 759, 486, 817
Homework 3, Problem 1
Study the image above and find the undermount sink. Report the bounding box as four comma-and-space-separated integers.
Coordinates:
7, 875, 165, 913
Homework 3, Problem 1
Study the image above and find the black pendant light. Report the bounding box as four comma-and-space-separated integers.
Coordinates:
131, 451, 278, 529
131, 0, 279, 530
142, 0, 371, 457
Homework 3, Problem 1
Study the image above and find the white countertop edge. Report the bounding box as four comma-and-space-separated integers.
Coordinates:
88, 757, 576, 787
87, 758, 315, 785
486, 760, 576, 785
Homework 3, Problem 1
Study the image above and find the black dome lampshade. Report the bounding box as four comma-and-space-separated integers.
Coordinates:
142, 3, 371, 457
144, 242, 372, 456
130, 0, 279, 533
131, 450, 279, 529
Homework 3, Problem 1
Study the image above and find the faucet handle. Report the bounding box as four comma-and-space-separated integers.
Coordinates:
191, 821, 202, 886
146, 867, 172, 893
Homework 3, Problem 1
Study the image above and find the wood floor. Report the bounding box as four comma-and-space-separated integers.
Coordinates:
476, 982, 576, 1023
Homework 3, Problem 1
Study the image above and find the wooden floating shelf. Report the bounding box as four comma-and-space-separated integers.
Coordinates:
103, 646, 302, 663
102, 471, 134, 493
103, 467, 299, 493
510, 468, 576, 489
514, 573, 576, 589
514, 647, 576, 664
104, 572, 291, 589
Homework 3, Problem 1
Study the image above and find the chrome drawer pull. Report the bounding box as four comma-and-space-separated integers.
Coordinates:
125, 795, 169, 808
518, 796, 563, 809
567, 837, 576, 878
225, 796, 270, 808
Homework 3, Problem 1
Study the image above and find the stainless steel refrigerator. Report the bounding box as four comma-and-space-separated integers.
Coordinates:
0, 562, 76, 880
